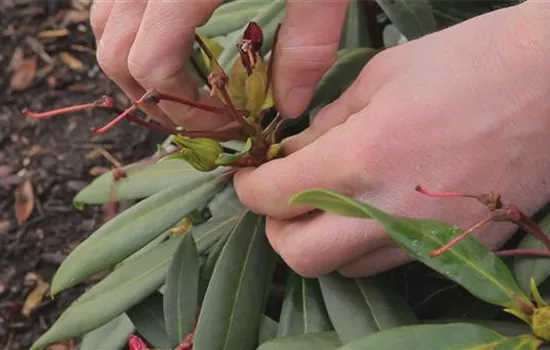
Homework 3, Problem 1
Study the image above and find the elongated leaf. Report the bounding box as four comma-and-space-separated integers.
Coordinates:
259, 316, 279, 344
126, 292, 170, 349
375, 0, 436, 40
31, 238, 179, 350
218, 0, 286, 72
74, 159, 207, 205
336, 323, 509, 350
258, 331, 341, 350
198, 227, 232, 301
80, 314, 134, 350
164, 232, 199, 346
52, 175, 224, 294
290, 189, 530, 309
212, 0, 268, 15
340, 0, 370, 49
277, 272, 332, 337
193, 212, 275, 350
319, 273, 416, 343
308, 48, 378, 115
208, 185, 246, 218
514, 213, 550, 293
193, 215, 240, 254
199, 3, 269, 37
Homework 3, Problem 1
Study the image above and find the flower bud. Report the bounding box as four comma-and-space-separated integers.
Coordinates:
532, 306, 550, 340
174, 136, 222, 172
128, 335, 148, 350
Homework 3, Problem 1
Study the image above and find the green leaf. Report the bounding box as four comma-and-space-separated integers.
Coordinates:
31, 238, 179, 350
375, 0, 437, 40
74, 159, 208, 205
308, 48, 378, 115
218, 0, 286, 72
198, 227, 232, 301
290, 189, 530, 309
216, 138, 252, 166
259, 316, 279, 344
80, 314, 134, 350
319, 273, 417, 343
514, 213, 550, 293
193, 215, 240, 254
336, 323, 509, 350
258, 331, 341, 350
193, 211, 275, 350
208, 185, 246, 218
199, 2, 269, 38
164, 232, 199, 346
126, 292, 170, 349
340, 0, 370, 49
52, 175, 224, 294
277, 272, 332, 337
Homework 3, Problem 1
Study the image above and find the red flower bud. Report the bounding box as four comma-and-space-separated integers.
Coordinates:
128, 335, 148, 350
238, 22, 264, 74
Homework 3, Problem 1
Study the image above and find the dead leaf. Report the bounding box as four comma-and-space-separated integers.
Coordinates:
15, 180, 35, 225
70, 44, 95, 55
8, 47, 24, 72
22, 278, 49, 317
0, 220, 10, 234
38, 28, 69, 39
23, 145, 44, 157
59, 52, 84, 70
62, 10, 89, 25
47, 339, 75, 350
10, 57, 37, 91
89, 166, 109, 176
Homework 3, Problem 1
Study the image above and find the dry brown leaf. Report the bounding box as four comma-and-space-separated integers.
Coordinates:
89, 166, 110, 176
15, 180, 35, 224
10, 57, 37, 91
59, 52, 84, 70
22, 278, 50, 317
47, 339, 75, 350
38, 28, 69, 39
8, 47, 24, 72
11, 60, 36, 89
70, 44, 95, 55
23, 145, 44, 157
62, 10, 89, 25
0, 219, 11, 234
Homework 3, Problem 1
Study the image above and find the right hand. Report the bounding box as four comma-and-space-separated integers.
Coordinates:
90, 0, 349, 130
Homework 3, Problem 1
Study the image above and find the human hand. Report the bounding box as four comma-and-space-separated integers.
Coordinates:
90, 0, 349, 129
234, 2, 550, 277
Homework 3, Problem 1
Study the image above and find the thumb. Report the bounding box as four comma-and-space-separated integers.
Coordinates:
274, 0, 348, 118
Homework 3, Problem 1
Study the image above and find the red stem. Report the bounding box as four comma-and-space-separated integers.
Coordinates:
155, 92, 234, 116
23, 103, 96, 119
430, 215, 493, 257
517, 211, 550, 252
415, 185, 478, 199
496, 248, 550, 258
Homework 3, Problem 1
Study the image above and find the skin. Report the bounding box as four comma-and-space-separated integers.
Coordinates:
92, 0, 550, 277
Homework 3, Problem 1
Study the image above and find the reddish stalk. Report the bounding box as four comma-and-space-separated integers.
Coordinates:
516, 211, 550, 251
155, 91, 235, 116
496, 248, 550, 258
23, 103, 96, 119
265, 24, 281, 96
415, 185, 478, 199
430, 215, 493, 257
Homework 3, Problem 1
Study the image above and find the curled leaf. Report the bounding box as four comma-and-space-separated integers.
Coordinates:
15, 180, 35, 224
22, 277, 49, 317
10, 57, 37, 91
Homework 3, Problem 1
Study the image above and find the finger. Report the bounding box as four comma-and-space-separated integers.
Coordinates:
96, 0, 171, 125
90, 0, 114, 41
234, 121, 367, 219
265, 213, 393, 277
283, 50, 395, 154
128, 0, 230, 130
338, 245, 412, 278
274, 0, 348, 118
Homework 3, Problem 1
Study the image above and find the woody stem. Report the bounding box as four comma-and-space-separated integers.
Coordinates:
496, 248, 550, 258
430, 215, 493, 257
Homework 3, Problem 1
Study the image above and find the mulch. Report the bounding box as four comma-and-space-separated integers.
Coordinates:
0, 1, 162, 348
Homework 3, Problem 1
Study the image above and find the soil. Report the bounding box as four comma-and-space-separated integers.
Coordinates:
0, 1, 162, 348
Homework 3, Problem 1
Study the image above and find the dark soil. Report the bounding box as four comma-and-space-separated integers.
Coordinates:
0, 1, 162, 348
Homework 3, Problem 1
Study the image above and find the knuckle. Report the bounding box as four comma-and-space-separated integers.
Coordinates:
96, 44, 119, 77
127, 51, 149, 82
279, 247, 321, 278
